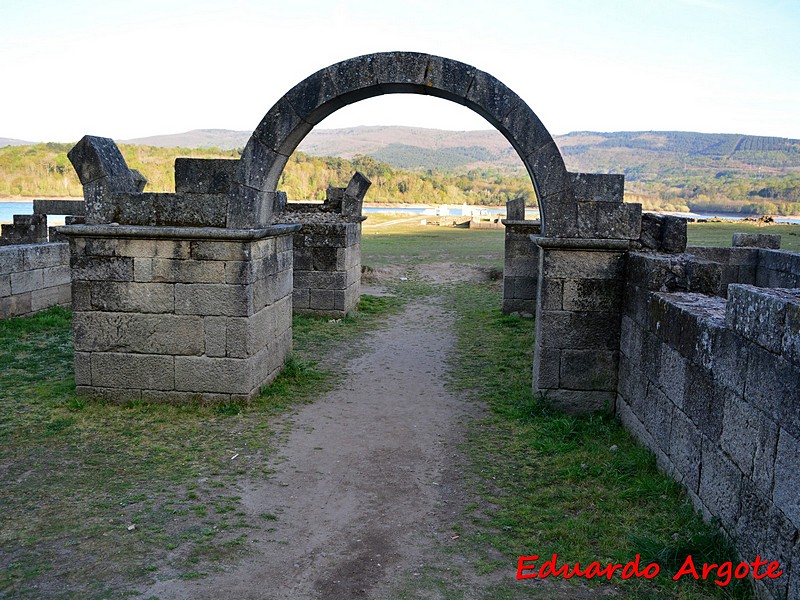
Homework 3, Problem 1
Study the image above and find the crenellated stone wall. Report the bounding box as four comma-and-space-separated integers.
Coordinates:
617, 236, 800, 600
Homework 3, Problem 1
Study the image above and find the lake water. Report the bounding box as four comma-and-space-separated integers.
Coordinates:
2, 201, 799, 225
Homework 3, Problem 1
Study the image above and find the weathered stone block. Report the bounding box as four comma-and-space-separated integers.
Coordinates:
227, 184, 275, 229
151, 258, 226, 284
309, 289, 335, 310
656, 344, 687, 408
204, 316, 227, 358
175, 283, 253, 317
10, 269, 43, 294
41, 265, 71, 288
91, 352, 175, 390
22, 243, 69, 270
174, 158, 237, 194
506, 197, 525, 220
683, 363, 724, 442
175, 356, 253, 395
282, 68, 341, 127
727, 284, 799, 355
642, 382, 674, 454
0, 292, 31, 319
735, 480, 771, 560
569, 172, 624, 202
669, 408, 702, 493
537, 310, 621, 351
73, 312, 204, 355
31, 283, 70, 312
33, 198, 86, 217
76, 386, 142, 404
540, 249, 625, 280
745, 345, 788, 423
562, 279, 623, 312
559, 349, 618, 391
89, 281, 174, 313
68, 135, 136, 188
70, 255, 134, 281
191, 240, 252, 262
74, 352, 92, 386
0, 246, 24, 274
292, 288, 310, 309
543, 389, 615, 414
732, 233, 781, 249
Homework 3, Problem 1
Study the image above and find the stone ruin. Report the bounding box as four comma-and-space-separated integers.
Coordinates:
0, 51, 797, 598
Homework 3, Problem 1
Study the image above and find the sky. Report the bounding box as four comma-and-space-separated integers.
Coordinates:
1, 0, 798, 142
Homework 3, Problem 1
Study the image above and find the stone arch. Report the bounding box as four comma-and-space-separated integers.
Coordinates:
232, 51, 573, 234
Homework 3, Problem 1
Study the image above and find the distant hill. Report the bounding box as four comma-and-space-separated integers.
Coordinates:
122, 129, 251, 150
120, 126, 800, 181
0, 137, 35, 147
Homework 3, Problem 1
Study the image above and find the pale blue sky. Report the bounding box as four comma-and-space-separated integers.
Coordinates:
1, 0, 798, 141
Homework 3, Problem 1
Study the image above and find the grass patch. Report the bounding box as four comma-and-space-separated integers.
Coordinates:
445, 282, 752, 599
688, 221, 800, 251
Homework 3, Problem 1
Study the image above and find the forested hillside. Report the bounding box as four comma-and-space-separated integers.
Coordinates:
2, 128, 800, 215
0, 143, 534, 206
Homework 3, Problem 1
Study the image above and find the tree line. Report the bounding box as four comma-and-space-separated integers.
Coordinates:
1, 142, 798, 215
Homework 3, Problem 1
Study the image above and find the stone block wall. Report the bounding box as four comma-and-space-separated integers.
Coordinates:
65, 225, 297, 404
0, 242, 71, 319
618, 249, 800, 600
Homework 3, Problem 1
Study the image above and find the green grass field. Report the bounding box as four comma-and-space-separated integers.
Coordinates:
1, 216, 787, 598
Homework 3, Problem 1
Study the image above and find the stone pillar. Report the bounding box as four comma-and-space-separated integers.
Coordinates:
61, 223, 300, 404
291, 221, 362, 317
532, 237, 629, 414
502, 199, 541, 315
277, 172, 370, 318
61, 134, 306, 405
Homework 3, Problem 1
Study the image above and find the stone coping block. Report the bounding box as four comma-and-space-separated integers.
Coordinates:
501, 219, 541, 228
569, 172, 624, 202
532, 235, 631, 251
505, 197, 526, 220
732, 233, 781, 249
174, 158, 237, 194
726, 284, 800, 363
57, 223, 301, 241
33, 199, 86, 216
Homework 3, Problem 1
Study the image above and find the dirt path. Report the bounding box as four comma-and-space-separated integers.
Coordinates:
140, 298, 500, 599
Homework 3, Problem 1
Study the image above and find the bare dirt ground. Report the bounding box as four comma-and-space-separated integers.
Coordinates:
139, 297, 501, 599
136, 267, 607, 599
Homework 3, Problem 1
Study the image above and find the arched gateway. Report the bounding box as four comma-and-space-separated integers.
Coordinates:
63, 51, 644, 414
230, 51, 569, 234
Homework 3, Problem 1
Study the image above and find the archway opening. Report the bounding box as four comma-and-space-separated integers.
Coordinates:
277, 93, 538, 218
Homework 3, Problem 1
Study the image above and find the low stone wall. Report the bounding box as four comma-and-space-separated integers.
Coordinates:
617, 248, 800, 600
0, 242, 71, 319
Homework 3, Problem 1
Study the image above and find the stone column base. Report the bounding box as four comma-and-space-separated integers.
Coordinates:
59, 223, 300, 404
532, 236, 630, 414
